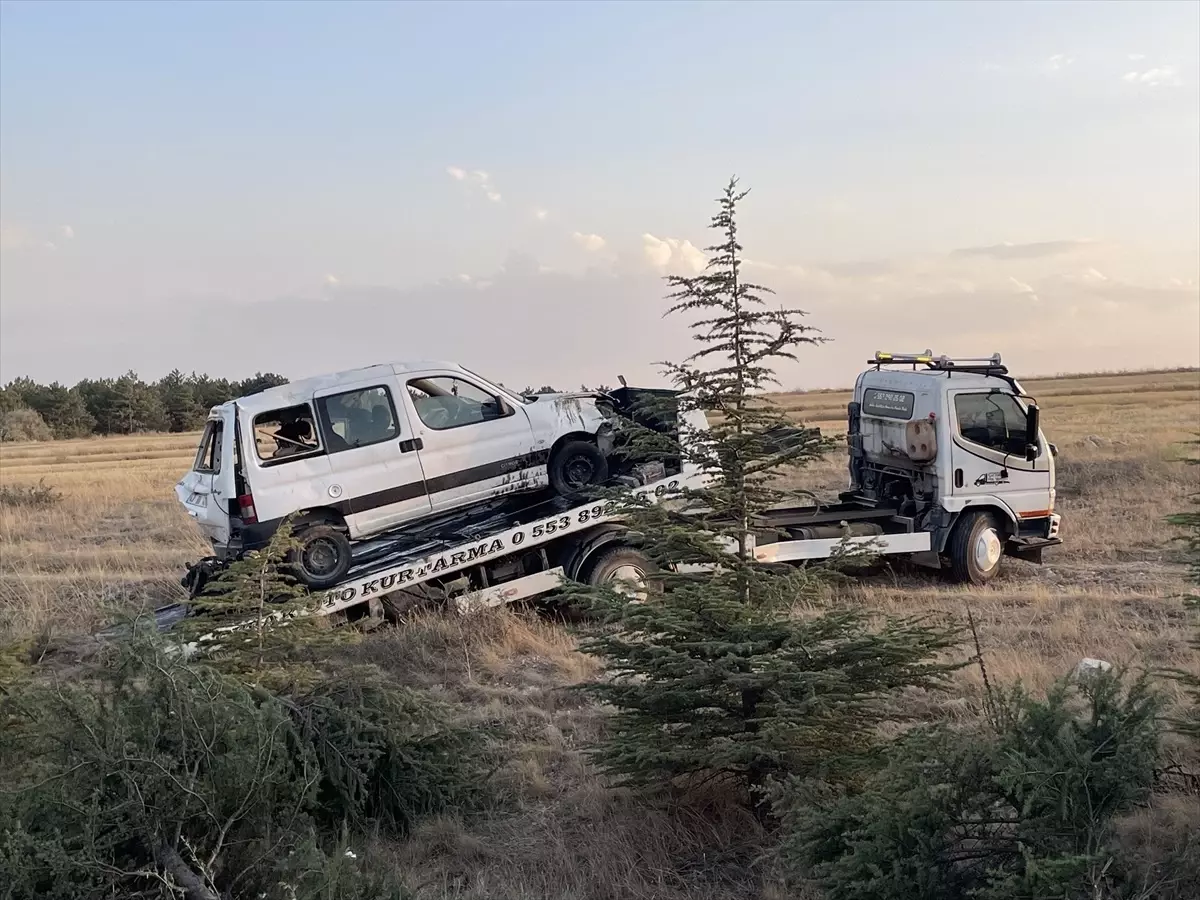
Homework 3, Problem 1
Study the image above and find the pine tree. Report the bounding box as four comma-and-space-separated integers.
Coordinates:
159, 369, 204, 432
180, 521, 350, 686
576, 177, 963, 816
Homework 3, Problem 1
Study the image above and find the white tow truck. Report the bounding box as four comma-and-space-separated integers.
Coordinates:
174, 351, 1062, 626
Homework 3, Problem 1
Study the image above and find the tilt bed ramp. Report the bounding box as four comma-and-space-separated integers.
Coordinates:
161, 464, 936, 639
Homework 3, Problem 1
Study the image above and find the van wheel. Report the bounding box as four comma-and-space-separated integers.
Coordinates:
585, 546, 656, 601
549, 440, 609, 496
947, 511, 1004, 586
290, 524, 352, 589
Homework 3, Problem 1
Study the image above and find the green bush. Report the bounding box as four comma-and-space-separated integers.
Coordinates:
775, 669, 1163, 900
0, 626, 487, 900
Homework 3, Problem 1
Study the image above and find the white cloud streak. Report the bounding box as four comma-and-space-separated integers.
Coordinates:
572, 231, 607, 252
446, 166, 503, 202
1123, 66, 1182, 87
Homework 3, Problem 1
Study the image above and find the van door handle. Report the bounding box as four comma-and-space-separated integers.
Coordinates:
399, 438, 423, 453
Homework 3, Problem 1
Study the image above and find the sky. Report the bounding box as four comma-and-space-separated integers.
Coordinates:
1, 0, 1198, 392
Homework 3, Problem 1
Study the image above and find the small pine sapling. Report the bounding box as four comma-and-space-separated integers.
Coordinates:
576, 177, 963, 817
181, 518, 351, 684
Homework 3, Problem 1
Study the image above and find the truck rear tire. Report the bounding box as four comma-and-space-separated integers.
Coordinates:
947, 511, 1004, 586
289, 524, 352, 590
548, 440, 609, 497
584, 546, 656, 601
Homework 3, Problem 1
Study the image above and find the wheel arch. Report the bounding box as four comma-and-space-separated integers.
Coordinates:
559, 524, 633, 582
548, 430, 599, 461
289, 506, 348, 529
936, 500, 1019, 553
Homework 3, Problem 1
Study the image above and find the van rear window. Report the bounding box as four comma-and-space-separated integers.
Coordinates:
862, 388, 915, 419
193, 421, 223, 473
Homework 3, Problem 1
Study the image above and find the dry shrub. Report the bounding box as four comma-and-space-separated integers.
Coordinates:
0, 478, 60, 509
0, 407, 53, 443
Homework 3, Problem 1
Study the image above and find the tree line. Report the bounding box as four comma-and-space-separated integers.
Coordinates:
0, 370, 288, 441
0, 372, 619, 442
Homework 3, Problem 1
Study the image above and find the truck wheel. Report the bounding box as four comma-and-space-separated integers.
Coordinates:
947, 511, 1004, 586
549, 440, 609, 497
585, 546, 655, 601
289, 524, 352, 589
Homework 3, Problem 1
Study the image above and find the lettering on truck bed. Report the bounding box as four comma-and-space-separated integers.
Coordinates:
319, 476, 685, 615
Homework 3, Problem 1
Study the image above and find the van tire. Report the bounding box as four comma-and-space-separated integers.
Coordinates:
289, 524, 352, 589
946, 511, 1004, 586
548, 440, 609, 497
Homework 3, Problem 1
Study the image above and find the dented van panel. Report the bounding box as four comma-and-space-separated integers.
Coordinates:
176, 360, 633, 567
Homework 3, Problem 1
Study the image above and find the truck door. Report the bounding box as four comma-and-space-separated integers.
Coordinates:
175, 408, 237, 548
314, 379, 432, 537
402, 371, 540, 512
947, 389, 1053, 519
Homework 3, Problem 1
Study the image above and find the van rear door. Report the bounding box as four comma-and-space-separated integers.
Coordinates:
175, 408, 236, 548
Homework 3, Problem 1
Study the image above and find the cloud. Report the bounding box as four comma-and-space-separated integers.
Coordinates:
58, 225, 74, 240
641, 233, 707, 274
1046, 54, 1075, 72
571, 231, 607, 252
951, 240, 1091, 260
533, 208, 549, 221
324, 274, 340, 286
1123, 66, 1182, 87
1128, 53, 1146, 62
446, 166, 503, 202
1008, 276, 1038, 299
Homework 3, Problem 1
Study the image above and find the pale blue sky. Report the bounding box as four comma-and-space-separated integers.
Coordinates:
2, 0, 1197, 389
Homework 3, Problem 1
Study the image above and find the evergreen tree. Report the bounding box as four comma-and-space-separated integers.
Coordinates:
36, 383, 95, 438
180, 521, 349, 686
159, 369, 205, 432
111, 369, 168, 433
576, 178, 962, 815
74, 377, 120, 434
236, 371, 289, 396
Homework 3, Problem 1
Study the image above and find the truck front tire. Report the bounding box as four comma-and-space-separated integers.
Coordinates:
548, 440, 609, 497
947, 511, 1004, 586
289, 524, 353, 590
584, 546, 656, 601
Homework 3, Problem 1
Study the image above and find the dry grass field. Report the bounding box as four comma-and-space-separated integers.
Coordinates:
1, 368, 1198, 899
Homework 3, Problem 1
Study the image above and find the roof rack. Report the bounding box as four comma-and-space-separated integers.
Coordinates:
870, 351, 1009, 376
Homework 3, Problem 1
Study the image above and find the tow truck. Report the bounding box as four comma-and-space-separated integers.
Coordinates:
173, 351, 1062, 628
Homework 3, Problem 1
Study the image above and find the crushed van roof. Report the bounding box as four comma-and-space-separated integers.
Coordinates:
227, 360, 476, 414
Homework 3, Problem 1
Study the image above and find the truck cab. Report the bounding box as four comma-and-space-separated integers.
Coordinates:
846, 352, 1061, 583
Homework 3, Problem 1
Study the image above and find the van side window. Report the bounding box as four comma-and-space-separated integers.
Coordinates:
316, 386, 401, 452
407, 376, 509, 431
193, 421, 223, 473
253, 404, 322, 464
954, 392, 1028, 456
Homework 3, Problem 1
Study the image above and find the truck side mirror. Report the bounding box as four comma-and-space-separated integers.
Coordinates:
1024, 403, 1041, 461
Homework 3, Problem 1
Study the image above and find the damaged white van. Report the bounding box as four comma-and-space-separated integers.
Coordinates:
176, 361, 621, 588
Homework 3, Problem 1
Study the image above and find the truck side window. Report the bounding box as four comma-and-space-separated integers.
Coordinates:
954, 393, 1028, 456
316, 386, 400, 452
407, 376, 509, 431
253, 404, 322, 464
193, 421, 223, 473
